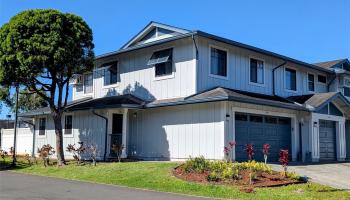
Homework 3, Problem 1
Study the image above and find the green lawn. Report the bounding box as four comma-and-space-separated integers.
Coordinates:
2, 159, 350, 200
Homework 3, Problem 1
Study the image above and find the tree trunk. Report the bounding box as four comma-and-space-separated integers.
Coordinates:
53, 113, 66, 166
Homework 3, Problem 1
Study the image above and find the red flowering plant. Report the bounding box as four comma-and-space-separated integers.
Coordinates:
245, 144, 254, 161
279, 149, 289, 177
262, 144, 271, 164
223, 140, 236, 162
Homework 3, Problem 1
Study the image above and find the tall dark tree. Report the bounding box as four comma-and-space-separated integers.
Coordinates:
0, 9, 94, 165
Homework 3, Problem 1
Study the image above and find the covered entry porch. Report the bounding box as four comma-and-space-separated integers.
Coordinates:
66, 94, 145, 160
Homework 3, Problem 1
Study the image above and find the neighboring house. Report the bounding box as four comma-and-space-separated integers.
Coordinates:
14, 22, 350, 162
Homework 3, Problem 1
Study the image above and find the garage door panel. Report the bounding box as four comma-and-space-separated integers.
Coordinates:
235, 113, 291, 162
319, 120, 336, 161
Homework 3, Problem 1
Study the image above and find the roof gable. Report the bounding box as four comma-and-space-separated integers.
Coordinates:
313, 59, 350, 70
121, 22, 190, 50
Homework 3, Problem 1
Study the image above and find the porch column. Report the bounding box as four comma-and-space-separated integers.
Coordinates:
121, 108, 128, 158
336, 121, 346, 161
310, 114, 320, 162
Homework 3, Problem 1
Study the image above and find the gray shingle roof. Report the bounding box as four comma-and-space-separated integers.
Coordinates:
313, 59, 347, 69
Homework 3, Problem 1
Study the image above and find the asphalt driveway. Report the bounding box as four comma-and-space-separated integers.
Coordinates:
0, 171, 212, 200
270, 162, 350, 190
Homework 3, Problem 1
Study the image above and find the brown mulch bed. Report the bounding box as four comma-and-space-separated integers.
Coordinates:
173, 166, 305, 189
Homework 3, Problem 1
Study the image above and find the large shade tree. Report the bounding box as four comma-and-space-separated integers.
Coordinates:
0, 9, 94, 165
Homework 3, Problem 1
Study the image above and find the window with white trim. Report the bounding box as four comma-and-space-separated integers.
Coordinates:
39, 118, 46, 136
83, 73, 93, 94
285, 68, 296, 91
308, 74, 315, 92
250, 58, 264, 84
210, 47, 227, 77
148, 48, 173, 77
104, 62, 119, 86
64, 115, 73, 135
344, 78, 350, 97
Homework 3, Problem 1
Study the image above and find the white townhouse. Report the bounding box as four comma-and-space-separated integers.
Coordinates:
14, 22, 350, 162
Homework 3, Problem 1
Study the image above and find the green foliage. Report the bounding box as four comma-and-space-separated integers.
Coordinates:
0, 9, 95, 164
0, 9, 94, 86
285, 171, 300, 180
208, 161, 239, 180
181, 156, 210, 173
237, 160, 273, 174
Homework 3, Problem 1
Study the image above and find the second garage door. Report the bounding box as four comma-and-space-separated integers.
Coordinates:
319, 120, 336, 161
235, 113, 291, 162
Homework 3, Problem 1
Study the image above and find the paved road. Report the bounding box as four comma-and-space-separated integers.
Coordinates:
270, 162, 350, 190
0, 171, 213, 200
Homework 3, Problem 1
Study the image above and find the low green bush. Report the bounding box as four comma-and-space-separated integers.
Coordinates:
285, 171, 300, 180
208, 161, 239, 180
236, 160, 272, 174
181, 156, 210, 173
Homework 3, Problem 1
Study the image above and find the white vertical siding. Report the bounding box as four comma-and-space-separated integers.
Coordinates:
197, 37, 330, 97
128, 102, 225, 160
34, 111, 106, 160
1, 128, 33, 155
73, 38, 196, 101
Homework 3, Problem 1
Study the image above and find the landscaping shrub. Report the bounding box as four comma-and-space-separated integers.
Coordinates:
262, 143, 270, 164
66, 142, 86, 165
208, 161, 239, 180
279, 149, 289, 177
245, 144, 254, 160
181, 156, 210, 173
223, 140, 236, 162
0, 149, 8, 161
237, 160, 272, 174
285, 171, 300, 180
37, 144, 55, 167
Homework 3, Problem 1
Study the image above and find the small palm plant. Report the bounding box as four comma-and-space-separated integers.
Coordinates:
111, 141, 124, 163
279, 149, 289, 177
262, 144, 271, 164
245, 144, 255, 185
223, 140, 236, 162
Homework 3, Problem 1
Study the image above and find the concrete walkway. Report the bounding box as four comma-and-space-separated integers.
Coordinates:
0, 171, 213, 200
270, 162, 350, 190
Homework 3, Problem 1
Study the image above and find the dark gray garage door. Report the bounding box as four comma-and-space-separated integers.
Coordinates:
319, 120, 336, 161
235, 113, 291, 162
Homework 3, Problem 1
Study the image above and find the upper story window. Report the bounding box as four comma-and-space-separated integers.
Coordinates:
148, 48, 173, 77
104, 62, 119, 86
84, 73, 93, 94
285, 68, 296, 91
318, 75, 327, 84
344, 78, 350, 97
64, 115, 73, 135
308, 73, 315, 92
39, 118, 46, 136
210, 47, 227, 77
250, 58, 264, 84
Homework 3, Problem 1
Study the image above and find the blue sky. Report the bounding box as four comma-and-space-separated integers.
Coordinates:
0, 0, 349, 118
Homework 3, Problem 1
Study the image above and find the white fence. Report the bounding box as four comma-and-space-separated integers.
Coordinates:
0, 128, 33, 155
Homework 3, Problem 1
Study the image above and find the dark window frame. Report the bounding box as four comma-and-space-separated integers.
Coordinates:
83, 73, 93, 94
151, 48, 173, 78
39, 118, 46, 136
317, 75, 327, 84
285, 68, 297, 91
308, 73, 315, 92
64, 115, 73, 135
250, 58, 264, 84
104, 62, 119, 86
210, 47, 228, 78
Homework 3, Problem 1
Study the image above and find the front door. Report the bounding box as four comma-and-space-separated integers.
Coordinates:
110, 114, 123, 157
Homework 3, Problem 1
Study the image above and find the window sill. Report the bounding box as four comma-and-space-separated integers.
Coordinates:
37, 135, 46, 138
154, 73, 175, 81
249, 81, 265, 87
103, 83, 120, 89
285, 89, 298, 93
63, 134, 74, 138
209, 74, 229, 80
